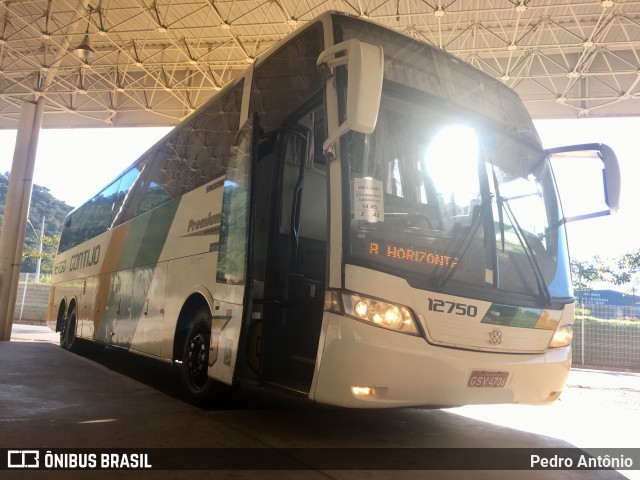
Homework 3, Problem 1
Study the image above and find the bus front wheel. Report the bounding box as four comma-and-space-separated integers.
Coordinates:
180, 308, 217, 406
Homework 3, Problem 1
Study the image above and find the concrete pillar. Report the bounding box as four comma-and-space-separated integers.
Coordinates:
0, 98, 45, 341
34, 216, 46, 283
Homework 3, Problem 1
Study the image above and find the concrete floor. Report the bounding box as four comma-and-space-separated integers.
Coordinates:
1, 324, 635, 480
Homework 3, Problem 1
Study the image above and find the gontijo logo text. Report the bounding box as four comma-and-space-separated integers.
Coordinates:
53, 245, 101, 275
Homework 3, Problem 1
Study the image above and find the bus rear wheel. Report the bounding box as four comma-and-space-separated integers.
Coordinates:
58, 315, 68, 348
62, 308, 80, 352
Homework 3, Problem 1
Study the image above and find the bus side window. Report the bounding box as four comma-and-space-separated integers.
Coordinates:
58, 211, 80, 253
134, 178, 173, 217
279, 130, 308, 238
85, 179, 121, 238
278, 107, 327, 277
216, 121, 252, 285
59, 170, 140, 252
133, 81, 244, 218
249, 25, 324, 133
298, 165, 327, 240
279, 108, 327, 240
296, 119, 327, 279
110, 167, 142, 228
252, 132, 278, 283
297, 124, 327, 243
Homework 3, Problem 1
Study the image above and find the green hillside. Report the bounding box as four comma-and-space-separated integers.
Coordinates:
0, 172, 74, 275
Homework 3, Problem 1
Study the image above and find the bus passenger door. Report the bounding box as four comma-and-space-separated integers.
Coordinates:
252, 106, 327, 394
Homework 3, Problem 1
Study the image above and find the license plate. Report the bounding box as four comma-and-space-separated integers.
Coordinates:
467, 370, 508, 388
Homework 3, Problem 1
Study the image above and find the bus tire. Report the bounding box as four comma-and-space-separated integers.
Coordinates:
180, 307, 218, 406
59, 314, 68, 349
63, 308, 80, 352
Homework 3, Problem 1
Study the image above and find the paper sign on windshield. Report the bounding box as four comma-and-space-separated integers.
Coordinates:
354, 178, 384, 223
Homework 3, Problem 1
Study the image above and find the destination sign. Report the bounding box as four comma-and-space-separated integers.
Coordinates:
368, 241, 458, 269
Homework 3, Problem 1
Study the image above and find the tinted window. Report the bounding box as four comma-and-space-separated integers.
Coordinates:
58, 177, 122, 252
86, 179, 120, 236
216, 120, 252, 284
58, 82, 245, 253
58, 210, 81, 253
110, 167, 142, 227
250, 25, 323, 133
132, 80, 245, 217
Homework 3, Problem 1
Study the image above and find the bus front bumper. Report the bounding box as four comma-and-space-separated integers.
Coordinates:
311, 313, 571, 408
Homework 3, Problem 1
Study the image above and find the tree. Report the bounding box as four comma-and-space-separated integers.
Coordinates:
570, 257, 610, 305
21, 234, 61, 279
0, 173, 73, 275
611, 249, 640, 298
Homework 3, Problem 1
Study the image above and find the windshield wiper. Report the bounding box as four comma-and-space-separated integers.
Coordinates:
435, 154, 499, 290
491, 164, 551, 304
489, 162, 551, 305
491, 168, 506, 254
500, 196, 552, 306
432, 200, 484, 290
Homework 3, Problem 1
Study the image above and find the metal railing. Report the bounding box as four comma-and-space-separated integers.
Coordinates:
573, 305, 640, 369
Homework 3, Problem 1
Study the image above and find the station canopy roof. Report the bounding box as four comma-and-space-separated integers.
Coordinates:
0, 0, 639, 129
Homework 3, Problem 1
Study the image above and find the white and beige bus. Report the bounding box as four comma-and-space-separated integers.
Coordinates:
48, 12, 620, 408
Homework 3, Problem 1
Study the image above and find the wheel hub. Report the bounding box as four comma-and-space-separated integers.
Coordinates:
187, 333, 208, 389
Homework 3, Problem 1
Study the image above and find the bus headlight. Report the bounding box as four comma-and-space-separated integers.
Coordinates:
326, 291, 419, 336
548, 324, 573, 348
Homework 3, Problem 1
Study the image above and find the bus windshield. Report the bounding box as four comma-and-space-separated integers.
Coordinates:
345, 87, 572, 307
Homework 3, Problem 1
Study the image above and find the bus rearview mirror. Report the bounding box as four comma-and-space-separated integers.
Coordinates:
546, 143, 621, 223
317, 39, 384, 153
598, 143, 621, 213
